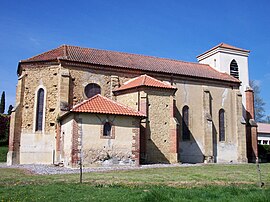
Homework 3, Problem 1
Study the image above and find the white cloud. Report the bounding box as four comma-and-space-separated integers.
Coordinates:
29, 37, 40, 45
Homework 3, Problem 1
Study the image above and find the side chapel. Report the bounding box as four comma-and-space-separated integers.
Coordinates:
7, 43, 258, 167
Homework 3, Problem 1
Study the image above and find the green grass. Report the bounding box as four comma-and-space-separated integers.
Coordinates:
0, 183, 269, 202
0, 146, 8, 162
0, 164, 270, 201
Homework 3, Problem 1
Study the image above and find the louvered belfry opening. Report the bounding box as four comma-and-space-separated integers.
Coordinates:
230, 59, 239, 79
36, 88, 44, 131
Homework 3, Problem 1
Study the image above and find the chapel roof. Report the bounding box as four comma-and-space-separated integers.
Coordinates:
71, 94, 145, 117
20, 45, 240, 84
257, 123, 270, 134
197, 43, 250, 58
114, 74, 176, 92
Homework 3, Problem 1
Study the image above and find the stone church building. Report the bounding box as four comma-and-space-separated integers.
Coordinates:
7, 43, 258, 167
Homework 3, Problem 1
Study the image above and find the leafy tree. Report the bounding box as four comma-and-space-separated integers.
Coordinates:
7, 105, 13, 115
249, 80, 266, 122
0, 91, 5, 114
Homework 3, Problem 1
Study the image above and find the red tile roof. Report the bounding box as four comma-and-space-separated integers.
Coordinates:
257, 123, 270, 134
71, 94, 145, 117
197, 43, 250, 58
114, 74, 176, 92
21, 45, 240, 83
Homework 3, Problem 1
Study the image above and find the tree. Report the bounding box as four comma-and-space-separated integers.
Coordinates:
0, 91, 5, 114
7, 105, 13, 115
249, 80, 266, 122
266, 116, 270, 124
0, 114, 9, 146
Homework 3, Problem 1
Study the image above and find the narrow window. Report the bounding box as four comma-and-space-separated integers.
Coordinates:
103, 122, 112, 136
84, 83, 101, 98
219, 109, 225, 141
182, 106, 190, 141
230, 60, 239, 79
36, 88, 44, 131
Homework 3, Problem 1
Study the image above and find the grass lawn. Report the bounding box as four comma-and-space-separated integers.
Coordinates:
0, 146, 8, 162
0, 164, 270, 201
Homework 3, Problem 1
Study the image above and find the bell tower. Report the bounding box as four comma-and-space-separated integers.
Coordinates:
197, 43, 250, 108
197, 43, 257, 162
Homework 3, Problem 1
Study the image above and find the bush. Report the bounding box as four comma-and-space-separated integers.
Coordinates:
0, 114, 10, 146
258, 144, 270, 162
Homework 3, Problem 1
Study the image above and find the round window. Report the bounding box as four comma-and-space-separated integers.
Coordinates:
84, 83, 101, 98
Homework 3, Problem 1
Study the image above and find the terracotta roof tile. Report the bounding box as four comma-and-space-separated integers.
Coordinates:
71, 94, 145, 117
21, 45, 240, 83
114, 74, 176, 92
257, 123, 270, 134
197, 43, 250, 58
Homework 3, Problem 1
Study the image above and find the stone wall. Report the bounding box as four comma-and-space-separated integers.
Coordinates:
59, 114, 74, 166
60, 113, 140, 167
21, 64, 59, 134
66, 65, 138, 106
9, 64, 60, 164
117, 88, 177, 164
174, 79, 246, 163
116, 92, 139, 111
10, 61, 246, 165
145, 89, 176, 163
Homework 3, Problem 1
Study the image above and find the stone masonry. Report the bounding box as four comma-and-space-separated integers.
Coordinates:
8, 44, 251, 165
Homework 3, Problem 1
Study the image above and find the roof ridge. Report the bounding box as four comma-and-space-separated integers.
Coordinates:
101, 95, 145, 116
197, 42, 250, 58
145, 74, 173, 86
19, 44, 240, 84
71, 94, 99, 111
71, 94, 145, 116
142, 75, 147, 85
63, 44, 209, 67
121, 76, 140, 86
114, 74, 176, 92
21, 45, 65, 62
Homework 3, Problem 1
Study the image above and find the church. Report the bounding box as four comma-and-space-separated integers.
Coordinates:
7, 43, 258, 167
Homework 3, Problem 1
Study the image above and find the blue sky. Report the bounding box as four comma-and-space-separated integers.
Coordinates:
0, 0, 270, 116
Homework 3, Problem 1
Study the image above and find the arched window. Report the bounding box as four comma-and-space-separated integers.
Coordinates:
103, 122, 112, 136
219, 109, 225, 141
35, 88, 44, 131
182, 106, 190, 141
230, 60, 239, 79
84, 83, 101, 98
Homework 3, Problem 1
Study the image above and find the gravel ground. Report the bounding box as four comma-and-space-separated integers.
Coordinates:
0, 162, 201, 175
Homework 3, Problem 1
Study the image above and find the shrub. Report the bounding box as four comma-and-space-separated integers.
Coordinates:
0, 114, 10, 146
258, 144, 270, 162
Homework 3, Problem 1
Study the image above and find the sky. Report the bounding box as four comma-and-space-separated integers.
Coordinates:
0, 0, 270, 117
